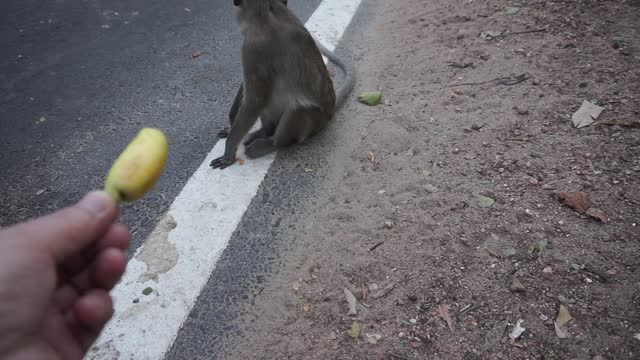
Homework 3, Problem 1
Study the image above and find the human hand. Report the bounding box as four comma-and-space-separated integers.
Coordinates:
0, 191, 130, 360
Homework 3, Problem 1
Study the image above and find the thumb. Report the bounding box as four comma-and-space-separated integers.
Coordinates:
9, 191, 118, 262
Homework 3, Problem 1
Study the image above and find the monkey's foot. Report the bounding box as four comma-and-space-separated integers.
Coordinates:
210, 155, 236, 169
217, 128, 230, 139
245, 138, 277, 159
243, 129, 269, 147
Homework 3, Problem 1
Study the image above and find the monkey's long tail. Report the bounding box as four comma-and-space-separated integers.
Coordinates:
316, 41, 357, 110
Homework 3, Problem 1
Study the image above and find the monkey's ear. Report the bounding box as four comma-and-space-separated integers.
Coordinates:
233, 0, 241, 6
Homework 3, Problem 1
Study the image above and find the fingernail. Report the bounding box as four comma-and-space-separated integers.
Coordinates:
78, 191, 112, 215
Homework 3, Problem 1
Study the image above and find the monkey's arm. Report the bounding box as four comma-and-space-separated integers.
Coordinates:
210, 94, 266, 169
229, 82, 244, 125
217, 82, 244, 139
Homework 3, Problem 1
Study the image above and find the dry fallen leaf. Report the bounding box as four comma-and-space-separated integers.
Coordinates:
365, 333, 382, 344
303, 303, 312, 314
292, 279, 303, 292
509, 319, 526, 339
557, 192, 590, 213
191, 51, 205, 59
344, 288, 358, 316
371, 282, 395, 299
556, 305, 573, 327
438, 304, 454, 332
571, 100, 604, 128
237, 158, 246, 165
586, 208, 609, 223
367, 152, 376, 162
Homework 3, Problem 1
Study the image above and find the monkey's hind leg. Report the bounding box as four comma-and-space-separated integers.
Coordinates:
244, 108, 327, 159
243, 110, 280, 147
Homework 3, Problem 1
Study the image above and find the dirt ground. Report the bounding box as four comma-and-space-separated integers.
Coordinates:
226, 0, 640, 358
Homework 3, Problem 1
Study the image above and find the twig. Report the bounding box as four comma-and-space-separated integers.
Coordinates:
444, 73, 529, 88
608, 314, 640, 322
369, 241, 385, 251
614, 67, 635, 76
388, 353, 409, 360
459, 303, 482, 314
584, 266, 610, 283
504, 28, 548, 37
443, 76, 503, 88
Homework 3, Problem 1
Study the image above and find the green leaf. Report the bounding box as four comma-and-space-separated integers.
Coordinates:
478, 195, 495, 208
505, 6, 521, 15
358, 92, 383, 106
142, 287, 154, 296
347, 321, 361, 340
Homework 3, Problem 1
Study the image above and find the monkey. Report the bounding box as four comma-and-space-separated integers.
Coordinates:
210, 0, 355, 169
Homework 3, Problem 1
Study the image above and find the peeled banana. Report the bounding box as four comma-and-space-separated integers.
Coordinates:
104, 128, 168, 203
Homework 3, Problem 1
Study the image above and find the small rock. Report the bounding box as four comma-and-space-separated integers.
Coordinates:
383, 220, 394, 229
543, 266, 553, 274
410, 318, 417, 324
453, 147, 461, 154
541, 184, 554, 190
509, 278, 526, 293
133, 298, 140, 304
369, 283, 379, 292
377, 189, 386, 195
408, 295, 418, 302
328, 331, 337, 340
606, 269, 618, 276
505, 248, 518, 258
471, 123, 483, 131
540, 314, 549, 321
529, 178, 540, 186
425, 184, 439, 193
532, 79, 540, 86
514, 107, 529, 115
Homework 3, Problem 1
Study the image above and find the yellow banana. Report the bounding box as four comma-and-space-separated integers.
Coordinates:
104, 128, 168, 203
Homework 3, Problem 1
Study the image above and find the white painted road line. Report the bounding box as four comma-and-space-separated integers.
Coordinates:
88, 1, 362, 359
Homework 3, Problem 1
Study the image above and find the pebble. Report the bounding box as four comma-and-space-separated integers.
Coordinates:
541, 184, 554, 190
543, 266, 553, 274
453, 147, 461, 154
408, 295, 418, 302
509, 278, 527, 293
529, 178, 540, 186
425, 184, 439, 193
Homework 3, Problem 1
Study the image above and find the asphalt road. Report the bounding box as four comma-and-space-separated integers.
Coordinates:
1, 0, 362, 357
0, 0, 321, 250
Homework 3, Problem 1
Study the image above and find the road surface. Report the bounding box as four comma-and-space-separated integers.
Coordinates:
0, 0, 366, 358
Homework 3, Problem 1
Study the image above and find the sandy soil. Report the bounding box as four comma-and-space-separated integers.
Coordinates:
224, 0, 640, 358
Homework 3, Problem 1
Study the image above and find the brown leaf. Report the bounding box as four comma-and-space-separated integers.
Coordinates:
557, 192, 590, 213
191, 51, 205, 58
371, 282, 395, 299
303, 303, 312, 314
586, 208, 609, 223
438, 304, 454, 332
367, 151, 376, 162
